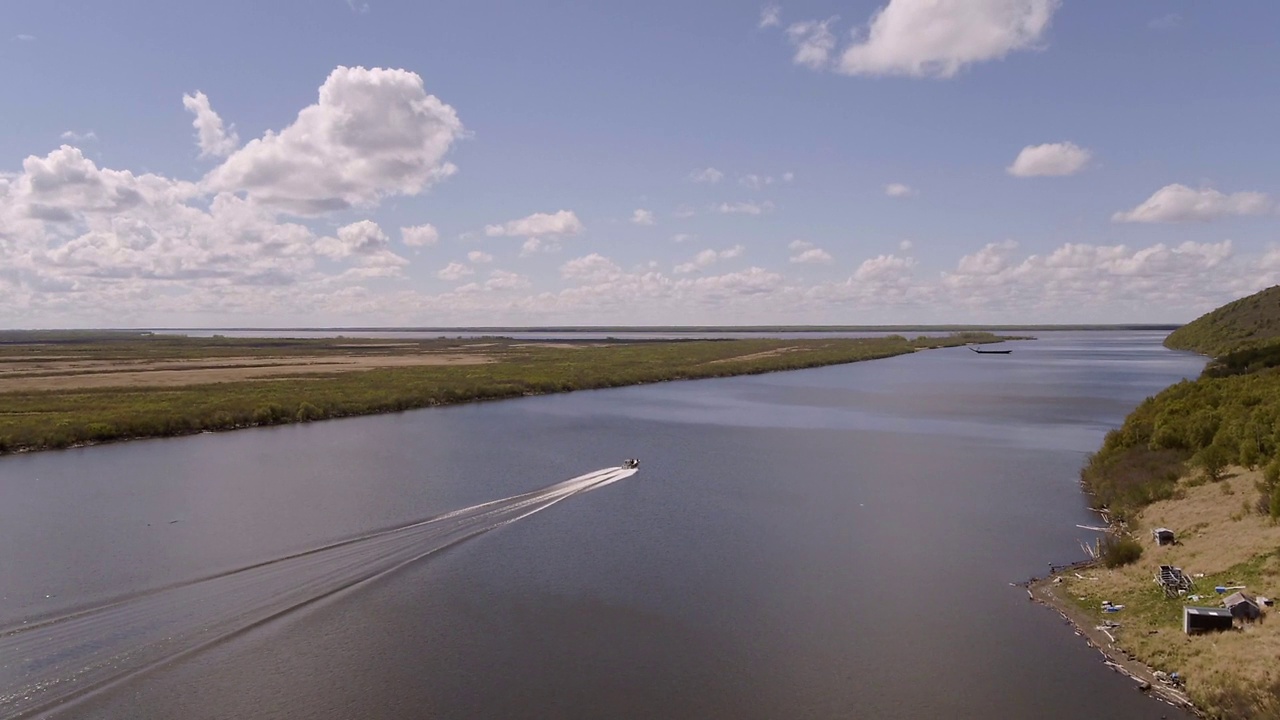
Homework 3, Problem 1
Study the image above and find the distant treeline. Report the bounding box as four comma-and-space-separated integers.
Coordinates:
0, 333, 1004, 455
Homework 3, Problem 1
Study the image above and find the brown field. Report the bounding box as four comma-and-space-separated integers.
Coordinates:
0, 352, 494, 391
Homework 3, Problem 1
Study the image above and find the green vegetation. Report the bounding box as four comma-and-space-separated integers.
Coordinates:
1084, 286, 1280, 520
1165, 285, 1280, 357
0, 331, 1005, 455
1100, 534, 1143, 568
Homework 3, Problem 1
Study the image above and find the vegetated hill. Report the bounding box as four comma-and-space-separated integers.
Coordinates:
1165, 285, 1280, 357
1084, 288, 1280, 522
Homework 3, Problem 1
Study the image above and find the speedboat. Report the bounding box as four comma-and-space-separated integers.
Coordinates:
622, 458, 640, 469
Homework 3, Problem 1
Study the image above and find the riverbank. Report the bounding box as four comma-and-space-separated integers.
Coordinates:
0, 331, 1009, 455
1030, 469, 1280, 719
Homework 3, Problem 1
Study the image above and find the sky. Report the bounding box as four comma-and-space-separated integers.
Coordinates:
1, 0, 1278, 328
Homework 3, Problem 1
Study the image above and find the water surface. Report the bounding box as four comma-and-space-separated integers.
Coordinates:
0, 331, 1204, 718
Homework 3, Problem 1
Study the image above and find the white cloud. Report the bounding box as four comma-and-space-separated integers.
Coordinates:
437, 262, 473, 281
483, 269, 530, 291
520, 237, 561, 256
13, 34, 36, 42
346, 0, 370, 14
740, 173, 792, 190
1112, 184, 1273, 223
791, 248, 833, 264
788, 239, 813, 251
675, 245, 744, 274
317, 220, 405, 268
671, 233, 697, 243
885, 182, 916, 197
854, 254, 916, 282
485, 209, 584, 238
401, 223, 439, 247
59, 130, 97, 143
468, 250, 493, 263
786, 19, 837, 70
181, 91, 240, 159
673, 205, 697, 218
204, 66, 464, 215
631, 208, 655, 225
689, 167, 725, 184
759, 5, 781, 29
562, 253, 623, 283
782, 172, 795, 183
717, 201, 773, 215
1007, 141, 1091, 177
898, 240, 913, 252
788, 0, 1059, 78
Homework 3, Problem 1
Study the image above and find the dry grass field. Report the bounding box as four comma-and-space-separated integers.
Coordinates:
1059, 470, 1280, 718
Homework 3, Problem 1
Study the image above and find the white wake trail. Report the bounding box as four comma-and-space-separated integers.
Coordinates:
0, 466, 632, 720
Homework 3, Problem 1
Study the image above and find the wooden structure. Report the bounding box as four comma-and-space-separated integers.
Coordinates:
1224, 592, 1262, 622
1184, 606, 1233, 634
1156, 565, 1194, 598
1151, 527, 1176, 545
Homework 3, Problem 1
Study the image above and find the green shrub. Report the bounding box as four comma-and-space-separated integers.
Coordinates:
1101, 534, 1143, 568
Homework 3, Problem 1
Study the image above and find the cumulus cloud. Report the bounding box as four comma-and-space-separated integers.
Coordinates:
1007, 141, 1091, 177
854, 254, 916, 282
787, 0, 1058, 78
675, 246, 745, 274
689, 167, 724, 184
791, 248, 832, 264
671, 233, 697, 243
1112, 184, 1273, 223
885, 183, 916, 197
204, 66, 464, 215
181, 91, 240, 159
485, 210, 584, 238
401, 223, 439, 247
437, 262, 473, 281
631, 208, 655, 225
759, 5, 781, 29
59, 130, 97, 143
468, 250, 493, 263
789, 240, 813, 251
562, 253, 623, 283
717, 201, 773, 215
786, 19, 837, 70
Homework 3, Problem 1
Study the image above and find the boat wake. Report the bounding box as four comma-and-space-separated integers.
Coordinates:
0, 465, 635, 719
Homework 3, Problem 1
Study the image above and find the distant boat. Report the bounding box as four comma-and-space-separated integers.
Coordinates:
969, 346, 1012, 355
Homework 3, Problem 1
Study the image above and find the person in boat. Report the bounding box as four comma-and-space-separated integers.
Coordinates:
623, 458, 640, 469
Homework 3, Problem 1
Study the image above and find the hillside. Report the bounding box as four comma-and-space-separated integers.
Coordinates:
1165, 286, 1280, 356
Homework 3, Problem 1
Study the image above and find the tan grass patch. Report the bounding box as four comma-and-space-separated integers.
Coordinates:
705, 346, 804, 365
0, 353, 493, 391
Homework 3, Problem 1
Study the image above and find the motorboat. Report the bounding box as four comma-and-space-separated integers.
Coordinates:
622, 458, 640, 469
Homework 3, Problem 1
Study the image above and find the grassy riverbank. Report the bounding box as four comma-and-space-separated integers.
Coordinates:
0, 331, 1004, 455
1050, 470, 1280, 718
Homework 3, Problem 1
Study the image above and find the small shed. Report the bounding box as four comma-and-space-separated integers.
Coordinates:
1152, 528, 1176, 545
1184, 606, 1234, 634
1224, 592, 1262, 622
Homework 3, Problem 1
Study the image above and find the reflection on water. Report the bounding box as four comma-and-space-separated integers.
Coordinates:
0, 331, 1203, 719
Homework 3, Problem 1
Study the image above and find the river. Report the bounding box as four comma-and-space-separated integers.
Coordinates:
0, 331, 1204, 718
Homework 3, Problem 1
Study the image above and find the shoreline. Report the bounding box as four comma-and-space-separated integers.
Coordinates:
1023, 568, 1200, 715
0, 334, 1013, 457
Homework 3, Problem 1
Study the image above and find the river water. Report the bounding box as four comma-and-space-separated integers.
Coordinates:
0, 331, 1204, 719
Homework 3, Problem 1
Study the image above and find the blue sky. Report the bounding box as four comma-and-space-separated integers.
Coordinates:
1, 0, 1277, 326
